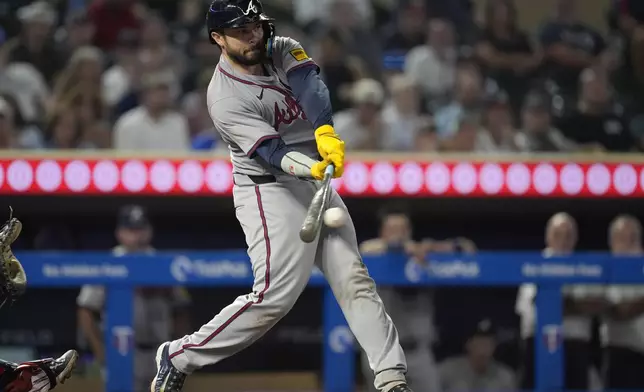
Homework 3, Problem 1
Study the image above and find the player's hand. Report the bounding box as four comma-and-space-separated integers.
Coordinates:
314, 125, 345, 177
311, 159, 342, 180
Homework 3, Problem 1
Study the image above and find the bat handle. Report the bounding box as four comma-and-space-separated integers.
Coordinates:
324, 163, 335, 178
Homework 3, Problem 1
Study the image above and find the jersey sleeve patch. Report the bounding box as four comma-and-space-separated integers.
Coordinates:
289, 48, 309, 62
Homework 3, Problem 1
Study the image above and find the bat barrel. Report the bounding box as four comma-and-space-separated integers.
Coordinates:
299, 164, 335, 243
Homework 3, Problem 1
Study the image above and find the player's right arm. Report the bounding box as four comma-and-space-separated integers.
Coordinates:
211, 98, 329, 179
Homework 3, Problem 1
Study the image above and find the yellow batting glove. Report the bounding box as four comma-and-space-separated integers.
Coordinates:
310, 160, 330, 180
314, 125, 345, 178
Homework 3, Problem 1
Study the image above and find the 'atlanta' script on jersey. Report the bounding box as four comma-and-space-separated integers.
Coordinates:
274, 94, 307, 130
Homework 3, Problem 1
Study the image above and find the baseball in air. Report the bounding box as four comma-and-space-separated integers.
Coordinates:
324, 207, 347, 228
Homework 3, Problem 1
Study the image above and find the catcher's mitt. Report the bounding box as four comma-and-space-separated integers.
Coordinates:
0, 208, 26, 308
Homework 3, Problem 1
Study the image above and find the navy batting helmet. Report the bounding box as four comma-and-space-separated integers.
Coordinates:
206, 0, 275, 56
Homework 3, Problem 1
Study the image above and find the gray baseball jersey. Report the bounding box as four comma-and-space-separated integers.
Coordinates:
207, 36, 318, 176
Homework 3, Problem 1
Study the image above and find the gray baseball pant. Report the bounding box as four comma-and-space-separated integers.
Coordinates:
167, 175, 407, 390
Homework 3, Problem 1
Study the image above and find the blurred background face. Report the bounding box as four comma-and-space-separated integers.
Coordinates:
392, 85, 420, 114
141, 17, 167, 46
356, 102, 381, 123
320, 35, 343, 63
399, 3, 426, 36
581, 73, 611, 106
489, 0, 514, 27
329, 0, 359, 29
380, 214, 411, 244
609, 219, 642, 254
485, 105, 512, 131
67, 20, 95, 48
456, 69, 483, 105
52, 110, 79, 148
78, 59, 102, 81
522, 108, 551, 132
428, 19, 454, 49
144, 85, 172, 111
24, 20, 52, 44
546, 216, 577, 254
116, 227, 152, 249
466, 335, 496, 370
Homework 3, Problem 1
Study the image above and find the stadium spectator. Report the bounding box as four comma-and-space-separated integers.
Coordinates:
138, 11, 186, 87
381, 75, 425, 151
382, 0, 427, 53
517, 212, 605, 391
44, 105, 84, 149
515, 89, 577, 152
113, 70, 189, 151
439, 319, 516, 391
404, 18, 457, 106
538, 0, 606, 98
102, 31, 140, 112
476, 0, 541, 117
0, 96, 16, 149
413, 116, 439, 151
292, 0, 373, 34
2, 1, 64, 86
608, 0, 644, 108
55, 9, 96, 60
359, 206, 441, 392
334, 78, 386, 150
0, 93, 42, 149
181, 29, 220, 95
434, 63, 484, 138
0, 62, 49, 125
438, 111, 479, 152
182, 69, 223, 151
555, 68, 635, 151
88, 0, 141, 51
50, 46, 105, 128
604, 215, 644, 391
475, 91, 518, 152
316, 30, 365, 112
323, 0, 382, 79
77, 205, 191, 392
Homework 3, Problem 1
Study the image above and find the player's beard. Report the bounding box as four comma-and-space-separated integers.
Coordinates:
227, 40, 267, 66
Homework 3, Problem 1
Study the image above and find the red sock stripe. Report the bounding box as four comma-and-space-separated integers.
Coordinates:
169, 185, 271, 359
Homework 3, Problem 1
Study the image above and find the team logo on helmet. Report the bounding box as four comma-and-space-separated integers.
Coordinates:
241, 0, 258, 15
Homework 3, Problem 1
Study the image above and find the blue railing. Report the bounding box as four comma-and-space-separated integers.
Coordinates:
16, 251, 644, 392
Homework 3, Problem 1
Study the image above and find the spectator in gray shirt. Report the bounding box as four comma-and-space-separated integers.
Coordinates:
439, 319, 515, 392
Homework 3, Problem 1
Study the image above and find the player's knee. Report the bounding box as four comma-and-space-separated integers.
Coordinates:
256, 294, 298, 328
335, 259, 377, 307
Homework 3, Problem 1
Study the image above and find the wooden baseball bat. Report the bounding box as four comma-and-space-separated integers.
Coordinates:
299, 164, 335, 243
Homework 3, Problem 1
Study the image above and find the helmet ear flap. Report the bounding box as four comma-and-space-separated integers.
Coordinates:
264, 22, 275, 57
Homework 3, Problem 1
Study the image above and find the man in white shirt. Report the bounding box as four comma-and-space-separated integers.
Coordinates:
404, 18, 457, 105
77, 205, 191, 392
516, 212, 605, 390
604, 215, 644, 390
113, 70, 190, 150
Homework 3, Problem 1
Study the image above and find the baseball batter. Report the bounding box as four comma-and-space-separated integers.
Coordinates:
151, 1, 412, 392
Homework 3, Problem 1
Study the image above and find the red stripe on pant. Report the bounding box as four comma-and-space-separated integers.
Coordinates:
169, 186, 271, 360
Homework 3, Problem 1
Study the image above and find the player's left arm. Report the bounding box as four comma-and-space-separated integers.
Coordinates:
276, 37, 345, 177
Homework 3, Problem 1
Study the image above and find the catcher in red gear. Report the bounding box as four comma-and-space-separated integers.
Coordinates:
0, 209, 78, 392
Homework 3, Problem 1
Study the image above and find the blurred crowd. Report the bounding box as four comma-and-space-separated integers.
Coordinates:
0, 0, 643, 153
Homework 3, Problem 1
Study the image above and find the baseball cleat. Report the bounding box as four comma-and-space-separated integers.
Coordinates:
11, 349, 78, 390
386, 384, 413, 392
151, 342, 187, 392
